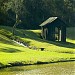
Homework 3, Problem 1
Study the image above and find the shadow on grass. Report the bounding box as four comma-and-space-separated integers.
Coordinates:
15, 30, 75, 49
35, 59, 75, 65
0, 48, 22, 53
0, 63, 4, 68
48, 41, 75, 49
1, 26, 75, 49
4, 59, 75, 68
59, 51, 75, 54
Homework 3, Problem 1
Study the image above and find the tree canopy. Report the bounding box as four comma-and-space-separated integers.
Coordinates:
0, 0, 75, 29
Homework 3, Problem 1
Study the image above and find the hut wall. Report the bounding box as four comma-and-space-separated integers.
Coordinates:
48, 25, 55, 41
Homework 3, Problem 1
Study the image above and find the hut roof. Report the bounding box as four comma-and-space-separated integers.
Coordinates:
39, 17, 58, 26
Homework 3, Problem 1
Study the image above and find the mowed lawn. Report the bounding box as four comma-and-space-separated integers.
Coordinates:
0, 26, 75, 67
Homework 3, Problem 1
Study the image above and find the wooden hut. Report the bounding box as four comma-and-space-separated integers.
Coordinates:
39, 17, 66, 42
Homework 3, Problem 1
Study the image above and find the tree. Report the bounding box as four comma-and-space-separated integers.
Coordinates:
0, 0, 75, 28
12, 14, 21, 35
64, 0, 75, 26
11, 0, 23, 35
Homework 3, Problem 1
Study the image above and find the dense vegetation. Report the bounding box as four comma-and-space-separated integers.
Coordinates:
0, 0, 75, 29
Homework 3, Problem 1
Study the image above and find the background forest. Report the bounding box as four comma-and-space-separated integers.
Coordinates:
0, 0, 75, 29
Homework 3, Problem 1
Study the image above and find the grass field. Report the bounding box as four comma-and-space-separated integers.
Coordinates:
0, 26, 75, 68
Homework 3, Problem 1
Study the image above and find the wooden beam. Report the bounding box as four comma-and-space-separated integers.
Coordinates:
41, 27, 44, 39
61, 26, 66, 42
58, 27, 61, 41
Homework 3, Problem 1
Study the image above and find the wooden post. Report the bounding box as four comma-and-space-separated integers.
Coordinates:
52, 26, 55, 41
48, 26, 51, 40
41, 27, 44, 39
44, 28, 46, 39
58, 27, 62, 42
61, 26, 66, 42
58, 27, 59, 41
59, 28, 61, 41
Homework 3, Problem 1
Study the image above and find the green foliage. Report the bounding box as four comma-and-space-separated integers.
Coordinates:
0, 0, 75, 28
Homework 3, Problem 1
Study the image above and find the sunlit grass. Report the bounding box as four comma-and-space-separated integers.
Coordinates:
0, 26, 75, 67
0, 44, 74, 66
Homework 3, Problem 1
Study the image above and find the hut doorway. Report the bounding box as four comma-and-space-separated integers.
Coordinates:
55, 27, 61, 42
55, 27, 59, 41
44, 28, 48, 39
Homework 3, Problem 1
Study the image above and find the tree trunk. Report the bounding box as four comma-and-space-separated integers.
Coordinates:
12, 23, 17, 36
12, 14, 19, 36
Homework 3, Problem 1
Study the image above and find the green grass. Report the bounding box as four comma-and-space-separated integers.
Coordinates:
0, 26, 75, 68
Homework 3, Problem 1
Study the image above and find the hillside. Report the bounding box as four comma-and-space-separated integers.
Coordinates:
0, 26, 75, 68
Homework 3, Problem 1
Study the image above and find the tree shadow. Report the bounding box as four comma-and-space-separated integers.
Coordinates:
48, 41, 75, 49
0, 62, 4, 69
0, 48, 22, 53
15, 29, 75, 49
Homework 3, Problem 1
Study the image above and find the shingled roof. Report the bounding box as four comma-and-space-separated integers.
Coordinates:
40, 17, 58, 26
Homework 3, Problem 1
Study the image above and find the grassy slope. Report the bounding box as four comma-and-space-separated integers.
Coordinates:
0, 26, 75, 68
